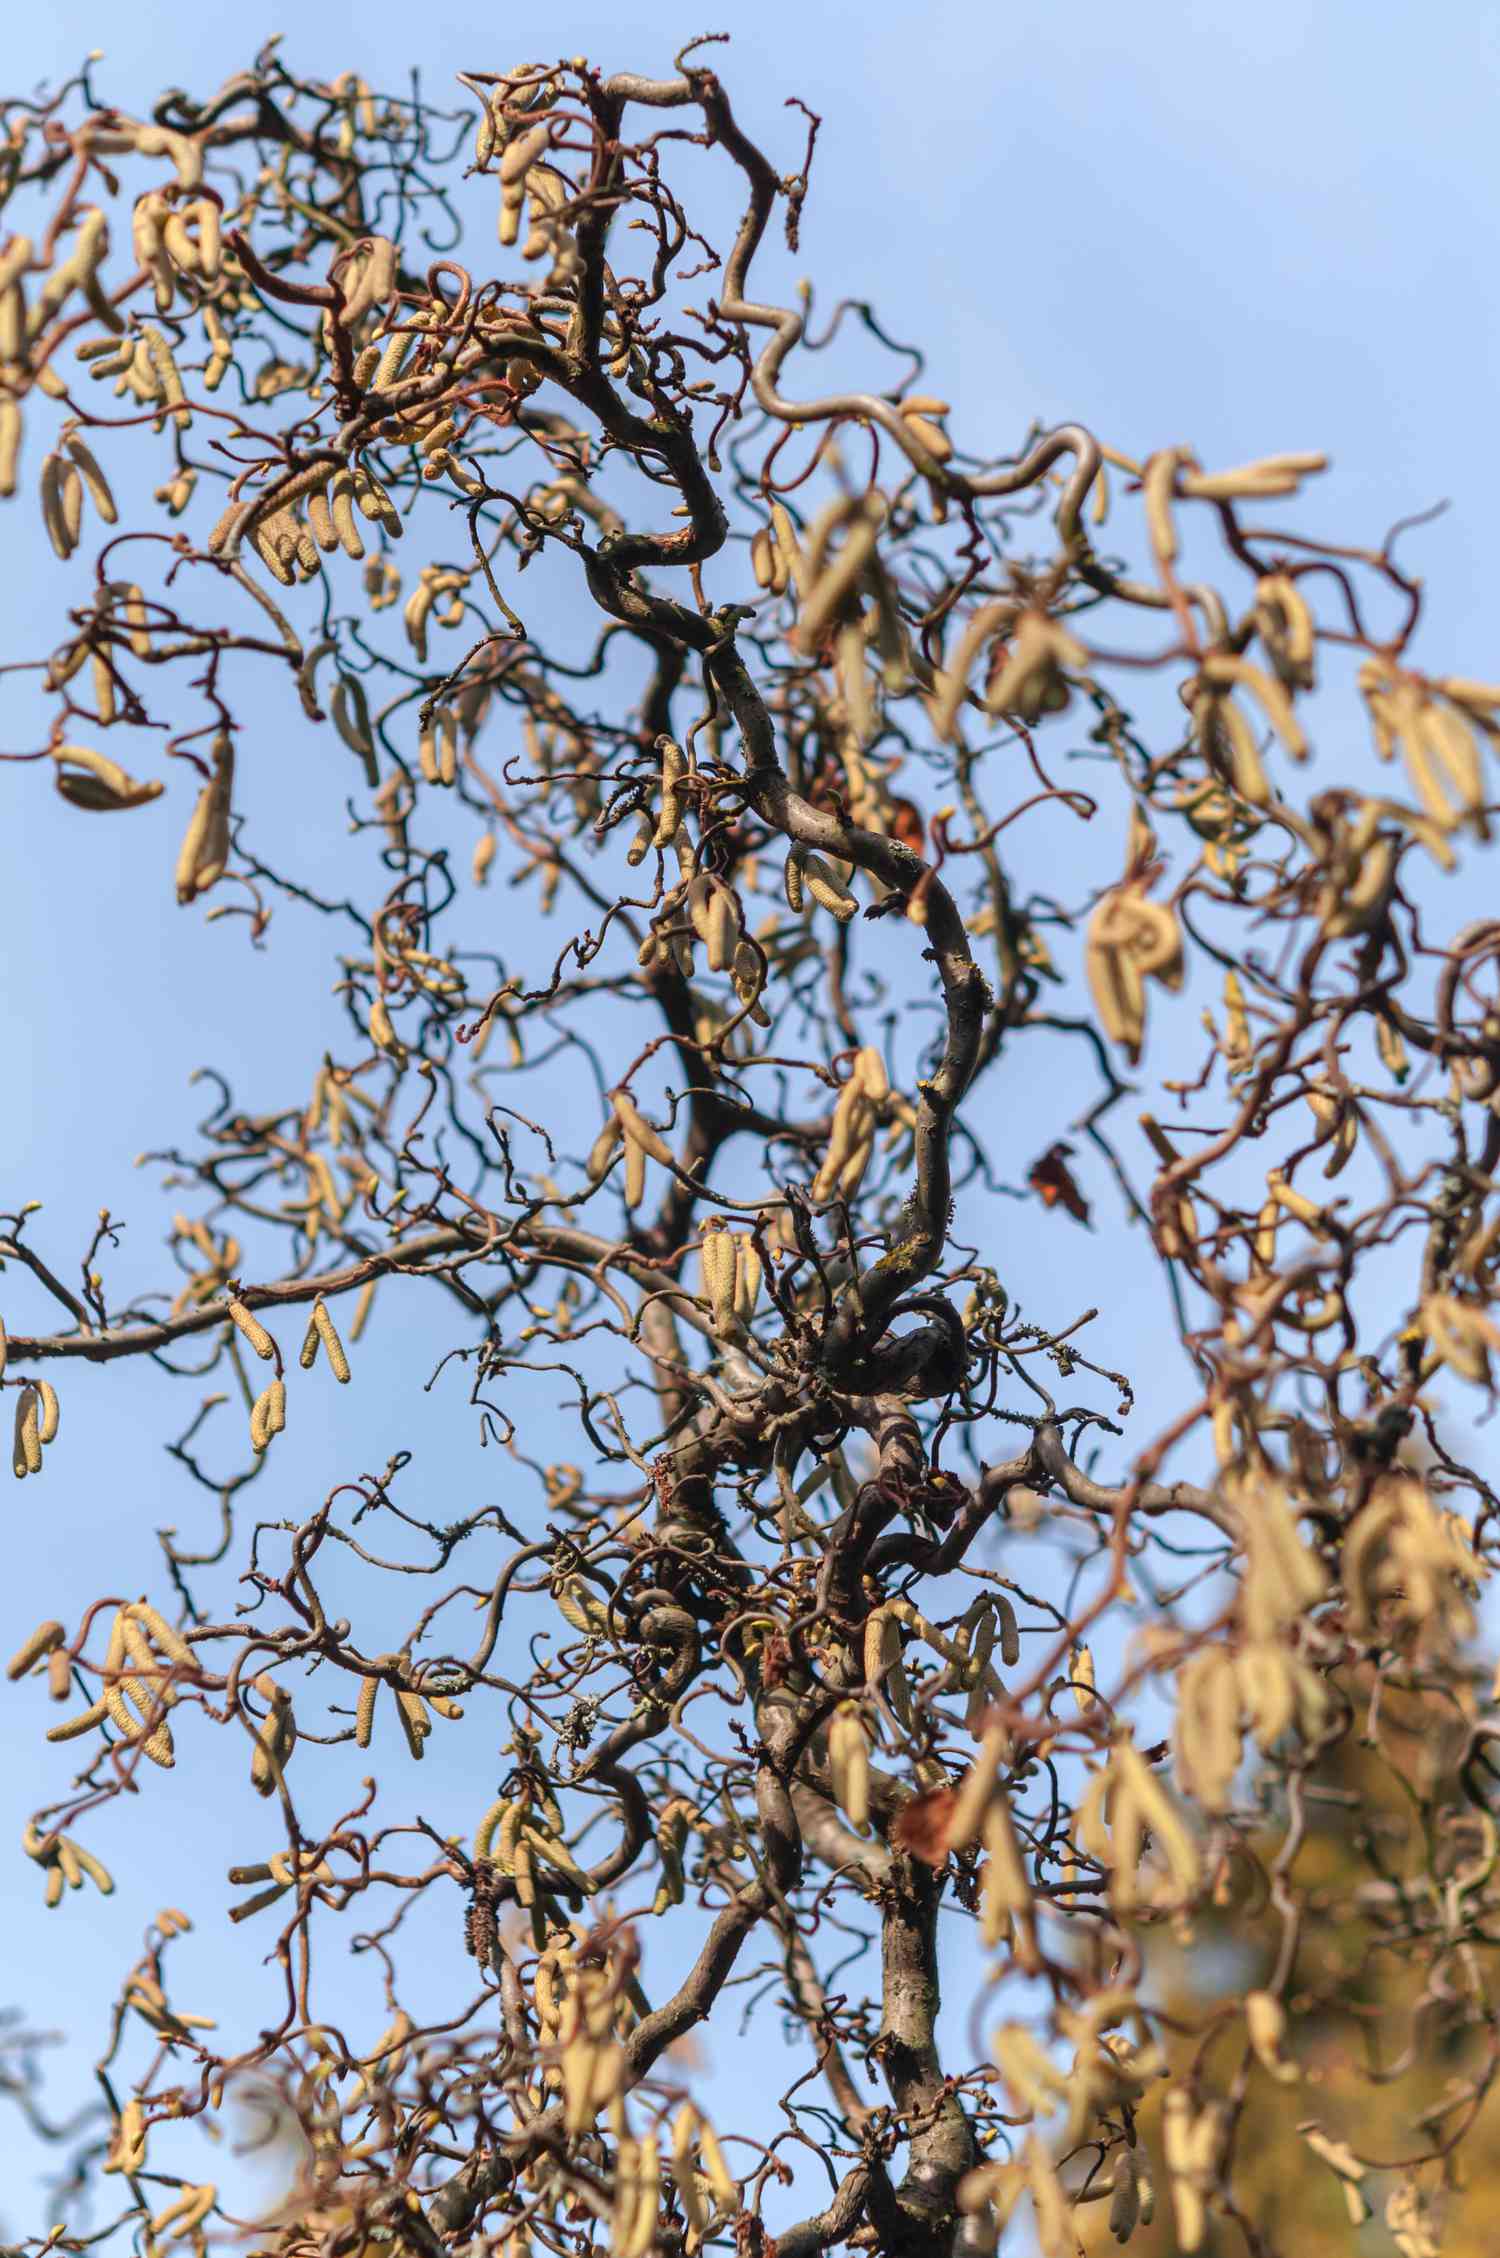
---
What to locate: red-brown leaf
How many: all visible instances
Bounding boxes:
[1027,1142,1091,1226]
[892,1785,959,1866]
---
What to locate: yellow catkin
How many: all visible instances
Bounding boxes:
[14,1387,42,1477]
[395,1688,429,1759]
[250,1685,296,1796]
[227,1297,275,1361]
[46,1696,110,1743]
[7,1619,65,1680]
[312,1297,351,1381]
[249,1378,286,1454]
[128,1607,196,1679]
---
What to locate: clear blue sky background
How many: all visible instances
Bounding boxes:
[3,0,1499,2236]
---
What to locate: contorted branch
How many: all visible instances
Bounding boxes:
[2,35,1500,2258]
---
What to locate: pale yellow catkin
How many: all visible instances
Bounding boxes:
[312,1296,350,1381]
[14,1387,42,1477]
[227,1296,275,1361]
[395,1688,429,1759]
[128,1602,195,1670]
[6,1619,64,1681]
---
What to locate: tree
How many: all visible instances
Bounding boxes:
[3,34,1500,2258]
[1077,1652,1500,2258]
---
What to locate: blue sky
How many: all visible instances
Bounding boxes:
[2,0,1499,2236]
